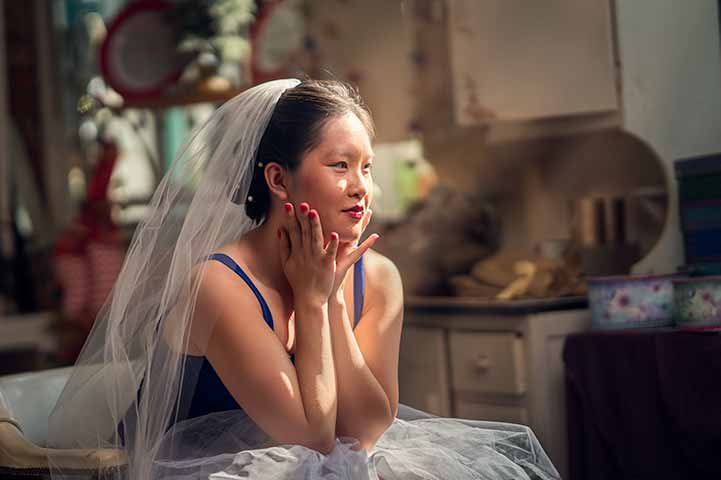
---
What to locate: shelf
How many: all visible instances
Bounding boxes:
[122,86,249,109]
[404,295,588,314]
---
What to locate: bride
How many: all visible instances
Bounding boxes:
[47,79,559,479]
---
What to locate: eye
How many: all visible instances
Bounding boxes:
[332,161,348,168]
[364,163,373,170]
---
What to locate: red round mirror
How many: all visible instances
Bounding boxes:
[99,0,191,100]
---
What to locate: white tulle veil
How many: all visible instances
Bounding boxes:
[47,78,302,479]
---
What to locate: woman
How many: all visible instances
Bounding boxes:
[48,79,559,479]
[176,79,397,454]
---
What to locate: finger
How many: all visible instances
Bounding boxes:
[336,240,356,258]
[361,208,373,235]
[296,202,310,253]
[284,203,301,253]
[362,208,372,231]
[346,233,380,264]
[324,232,340,260]
[308,209,325,254]
[278,227,290,263]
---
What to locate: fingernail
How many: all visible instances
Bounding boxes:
[300,203,309,214]
[308,210,317,219]
[331,232,338,241]
[284,203,292,213]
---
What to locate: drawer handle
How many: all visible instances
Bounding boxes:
[473,354,491,372]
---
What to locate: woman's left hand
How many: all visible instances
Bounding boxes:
[330,208,378,300]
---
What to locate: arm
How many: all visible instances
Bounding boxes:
[192,262,337,454]
[328,253,404,450]
[293,299,338,450]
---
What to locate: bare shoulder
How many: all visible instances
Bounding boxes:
[184,254,264,353]
[193,253,266,319]
[193,245,258,307]
[364,248,400,281]
[362,248,404,309]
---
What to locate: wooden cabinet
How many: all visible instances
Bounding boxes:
[448,0,618,125]
[398,298,591,480]
[398,326,451,417]
[449,331,526,395]
[454,400,528,425]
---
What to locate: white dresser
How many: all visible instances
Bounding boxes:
[398,297,591,479]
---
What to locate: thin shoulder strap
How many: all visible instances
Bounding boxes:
[207,253,274,329]
[353,255,365,328]
[207,253,363,331]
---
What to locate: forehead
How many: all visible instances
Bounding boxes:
[313,113,374,158]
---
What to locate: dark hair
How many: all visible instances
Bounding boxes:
[243,79,375,223]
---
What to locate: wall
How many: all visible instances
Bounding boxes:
[4,0,45,194]
[5,0,73,243]
[303,0,417,142]
[615,0,721,273]
[0,0,13,287]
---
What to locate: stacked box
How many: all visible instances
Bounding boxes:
[675,153,721,264]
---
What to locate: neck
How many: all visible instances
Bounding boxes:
[238,204,356,304]
[240,208,293,300]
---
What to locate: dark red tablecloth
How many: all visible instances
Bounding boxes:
[563,329,721,480]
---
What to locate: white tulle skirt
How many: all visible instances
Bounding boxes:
[151,404,560,480]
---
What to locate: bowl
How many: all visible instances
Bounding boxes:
[587,273,682,330]
[673,276,721,330]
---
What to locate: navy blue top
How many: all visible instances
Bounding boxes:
[182,253,365,421]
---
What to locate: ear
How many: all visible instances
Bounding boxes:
[264,162,291,202]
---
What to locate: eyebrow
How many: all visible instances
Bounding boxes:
[326,150,375,161]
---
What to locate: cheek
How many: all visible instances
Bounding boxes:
[310,187,343,226]
[316,179,345,204]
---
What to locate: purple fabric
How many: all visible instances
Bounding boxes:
[563,329,721,480]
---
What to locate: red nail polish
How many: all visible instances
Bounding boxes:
[284,203,292,213]
[308,210,317,219]
[300,203,309,213]
[331,232,338,241]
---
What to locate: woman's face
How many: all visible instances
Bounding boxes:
[287,112,374,245]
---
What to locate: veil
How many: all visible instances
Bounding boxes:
[47,78,302,479]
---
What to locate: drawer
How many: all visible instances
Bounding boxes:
[449,331,526,395]
[454,400,529,424]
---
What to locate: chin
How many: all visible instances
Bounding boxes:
[338,229,361,243]
[338,232,358,243]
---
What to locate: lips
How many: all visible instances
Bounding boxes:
[344,210,364,221]
[342,206,364,213]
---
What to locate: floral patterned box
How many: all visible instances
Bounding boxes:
[587,274,683,330]
[673,276,721,330]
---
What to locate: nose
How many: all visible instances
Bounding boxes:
[347,167,369,200]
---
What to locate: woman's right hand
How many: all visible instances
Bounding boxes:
[278,202,340,305]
